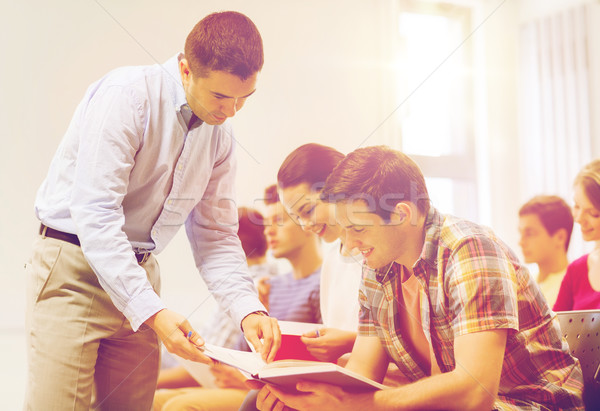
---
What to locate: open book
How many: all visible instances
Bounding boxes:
[202,343,386,391]
[177,321,322,388]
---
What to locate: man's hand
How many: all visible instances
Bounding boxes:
[241,312,281,362]
[144,308,212,364]
[300,328,356,362]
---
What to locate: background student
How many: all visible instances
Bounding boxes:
[518,195,573,306]
[554,158,600,311]
[25,11,279,410]
[154,187,323,411]
[250,184,323,326]
[248,145,584,410]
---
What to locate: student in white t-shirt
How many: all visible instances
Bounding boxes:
[518,195,573,306]
[276,143,362,362]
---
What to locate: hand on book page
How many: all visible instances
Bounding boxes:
[245,321,325,362]
[241,312,281,363]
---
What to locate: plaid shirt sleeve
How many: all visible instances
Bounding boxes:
[444,234,520,337]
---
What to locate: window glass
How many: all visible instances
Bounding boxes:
[425,177,454,214]
[397,11,469,157]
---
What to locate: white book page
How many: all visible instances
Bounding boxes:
[202,343,266,375]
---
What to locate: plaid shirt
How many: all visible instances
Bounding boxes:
[358,208,584,410]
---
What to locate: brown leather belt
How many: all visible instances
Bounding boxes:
[39,224,151,264]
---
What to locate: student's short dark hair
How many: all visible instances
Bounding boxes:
[264,184,279,205]
[277,143,345,192]
[321,145,430,222]
[184,11,263,80]
[574,158,600,211]
[519,195,574,251]
[237,207,267,258]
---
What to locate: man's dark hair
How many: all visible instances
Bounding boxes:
[237,207,267,258]
[277,143,345,192]
[184,11,263,80]
[321,145,430,222]
[264,184,279,206]
[519,195,574,251]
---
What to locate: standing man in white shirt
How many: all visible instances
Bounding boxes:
[25,11,279,410]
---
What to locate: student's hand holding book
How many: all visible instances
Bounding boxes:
[300,328,357,362]
[248,379,362,411]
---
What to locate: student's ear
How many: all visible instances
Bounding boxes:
[553,228,568,250]
[390,202,411,225]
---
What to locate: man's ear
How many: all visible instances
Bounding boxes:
[179,58,192,83]
[389,202,411,225]
[553,228,568,249]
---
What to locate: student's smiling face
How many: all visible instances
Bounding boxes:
[280,183,342,243]
[179,58,258,125]
[334,200,409,269]
[573,182,600,242]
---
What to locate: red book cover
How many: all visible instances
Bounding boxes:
[273,321,323,362]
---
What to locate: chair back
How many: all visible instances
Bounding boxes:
[556,310,600,408]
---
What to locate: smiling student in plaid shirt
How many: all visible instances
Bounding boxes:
[248,146,584,411]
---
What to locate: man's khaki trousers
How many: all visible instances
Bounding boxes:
[24,236,161,410]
